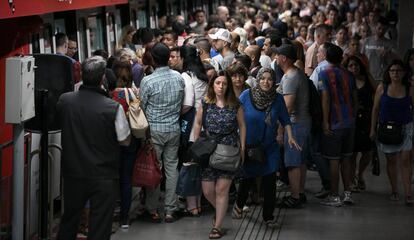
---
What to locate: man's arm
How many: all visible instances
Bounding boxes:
[139,79,149,112]
[283,94,296,115]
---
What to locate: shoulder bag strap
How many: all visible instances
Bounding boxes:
[128,88,137,101]
[124,88,130,106]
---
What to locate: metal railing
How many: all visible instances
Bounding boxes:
[0,133,31,239]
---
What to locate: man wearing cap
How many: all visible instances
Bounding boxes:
[210,28,235,70]
[276,44,311,208]
[139,42,185,222]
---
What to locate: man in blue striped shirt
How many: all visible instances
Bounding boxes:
[140,42,185,222]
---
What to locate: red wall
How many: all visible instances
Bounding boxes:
[0,0,128,19]
[0,16,40,178]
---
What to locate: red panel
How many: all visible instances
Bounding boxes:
[0,18,32,177]
[0,0,128,19]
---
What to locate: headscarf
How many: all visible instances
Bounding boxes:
[251,67,277,125]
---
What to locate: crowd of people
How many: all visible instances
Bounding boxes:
[54,1,414,239]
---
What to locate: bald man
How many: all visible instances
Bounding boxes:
[217,6,229,23]
[244,45,262,78]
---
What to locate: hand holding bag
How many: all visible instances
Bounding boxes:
[132,141,162,189]
[125,88,149,139]
[209,144,241,172]
[371,144,380,176]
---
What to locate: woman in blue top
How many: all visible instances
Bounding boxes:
[370,60,414,205]
[233,67,300,226]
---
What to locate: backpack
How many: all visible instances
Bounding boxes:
[124,88,149,138]
[308,79,323,134]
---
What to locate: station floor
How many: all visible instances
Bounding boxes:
[111,162,414,240]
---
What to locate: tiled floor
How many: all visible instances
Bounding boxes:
[111,162,414,240]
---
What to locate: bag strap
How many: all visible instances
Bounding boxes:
[202,101,208,130]
[124,88,130,106]
[128,88,137,101]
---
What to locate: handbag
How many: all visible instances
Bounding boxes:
[377,121,404,145]
[245,122,267,164]
[176,164,202,197]
[132,141,162,189]
[124,88,149,139]
[371,144,380,176]
[188,134,218,166]
[189,102,237,167]
[209,144,240,171]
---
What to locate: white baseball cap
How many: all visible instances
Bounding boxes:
[208,28,232,43]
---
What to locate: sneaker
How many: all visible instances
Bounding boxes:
[264,219,280,228]
[242,205,250,213]
[343,191,354,205]
[120,217,129,229]
[299,193,307,204]
[165,212,179,223]
[350,184,360,193]
[315,188,330,199]
[281,196,302,208]
[320,195,342,207]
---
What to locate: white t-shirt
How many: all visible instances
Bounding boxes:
[115,105,131,141]
[182,72,208,142]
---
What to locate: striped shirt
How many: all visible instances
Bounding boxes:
[139,66,185,132]
[318,66,356,130]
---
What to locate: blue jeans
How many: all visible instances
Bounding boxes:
[119,138,140,219]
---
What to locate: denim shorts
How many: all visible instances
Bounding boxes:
[321,128,355,160]
[284,121,311,167]
[378,122,413,154]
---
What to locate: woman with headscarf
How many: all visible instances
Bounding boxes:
[233,67,300,227]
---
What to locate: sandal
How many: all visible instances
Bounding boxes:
[197,206,202,214]
[209,228,224,239]
[232,204,243,219]
[183,208,200,217]
[390,192,400,201]
[150,212,162,223]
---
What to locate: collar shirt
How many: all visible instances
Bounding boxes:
[139,66,185,132]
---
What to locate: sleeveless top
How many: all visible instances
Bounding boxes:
[379,84,412,124]
[356,81,373,129]
[203,100,239,147]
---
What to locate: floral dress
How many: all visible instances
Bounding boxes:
[201,101,240,181]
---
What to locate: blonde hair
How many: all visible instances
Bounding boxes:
[118,25,136,49]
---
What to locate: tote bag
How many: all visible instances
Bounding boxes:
[124,88,149,138]
[132,141,162,189]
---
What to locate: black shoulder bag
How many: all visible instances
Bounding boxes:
[245,123,267,164]
[377,85,405,145]
[188,103,235,167]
